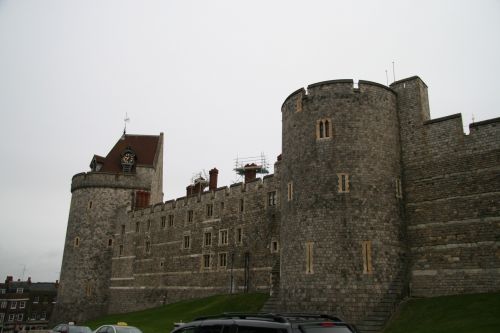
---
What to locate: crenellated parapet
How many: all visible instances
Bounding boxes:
[128,174,279,218]
[71,170,155,193]
[282,79,396,116]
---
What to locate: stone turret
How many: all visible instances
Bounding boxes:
[52,133,163,323]
[279,80,405,323]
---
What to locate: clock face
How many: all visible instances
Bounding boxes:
[121,152,135,165]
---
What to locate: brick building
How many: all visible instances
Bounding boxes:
[0,276,58,333]
[52,76,499,332]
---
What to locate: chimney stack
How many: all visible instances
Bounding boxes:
[244,163,258,183]
[186,185,193,197]
[209,168,219,191]
[5,276,13,284]
[28,277,32,284]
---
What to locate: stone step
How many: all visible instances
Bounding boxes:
[356,323,384,333]
[363,315,387,322]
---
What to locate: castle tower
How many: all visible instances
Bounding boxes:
[279,80,406,323]
[52,133,163,323]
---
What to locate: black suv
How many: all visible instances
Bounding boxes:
[171,313,358,333]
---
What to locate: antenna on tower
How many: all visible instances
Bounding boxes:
[123,113,130,135]
[385,69,389,85]
[392,61,396,83]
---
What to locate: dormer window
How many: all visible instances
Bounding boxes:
[120,146,136,173]
[89,155,104,172]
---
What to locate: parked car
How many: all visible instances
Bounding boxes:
[171,313,358,333]
[52,323,92,333]
[93,323,143,333]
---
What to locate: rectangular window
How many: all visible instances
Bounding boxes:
[1,301,6,308]
[119,244,123,256]
[204,232,212,247]
[0,289,5,294]
[203,254,211,269]
[145,240,151,254]
[236,227,243,245]
[239,199,244,212]
[168,214,174,227]
[395,178,403,198]
[85,282,92,297]
[207,204,213,217]
[187,210,194,222]
[8,314,14,322]
[219,229,228,245]
[121,224,125,235]
[268,191,277,206]
[161,216,166,228]
[220,201,224,213]
[362,240,373,274]
[306,242,314,274]
[19,301,25,309]
[337,173,350,193]
[219,252,227,268]
[33,296,39,303]
[147,220,151,231]
[287,182,293,201]
[10,301,17,309]
[135,222,140,232]
[0,313,4,323]
[183,235,191,249]
[16,313,23,321]
[40,311,46,320]
[271,240,279,253]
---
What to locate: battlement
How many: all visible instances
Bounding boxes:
[419,114,499,154]
[470,116,500,132]
[390,75,428,88]
[128,174,279,217]
[281,79,395,114]
[71,170,154,192]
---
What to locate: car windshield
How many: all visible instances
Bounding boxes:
[300,324,352,333]
[115,327,142,333]
[68,326,92,333]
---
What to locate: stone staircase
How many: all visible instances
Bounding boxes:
[355,276,407,333]
[261,291,281,312]
[261,259,281,313]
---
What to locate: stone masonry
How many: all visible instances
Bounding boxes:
[53,76,499,330]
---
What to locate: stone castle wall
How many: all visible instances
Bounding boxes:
[280,80,406,322]
[55,75,499,326]
[54,141,165,324]
[107,173,280,314]
[55,184,135,323]
[391,77,500,297]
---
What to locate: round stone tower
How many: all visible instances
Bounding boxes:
[53,134,163,323]
[279,80,405,323]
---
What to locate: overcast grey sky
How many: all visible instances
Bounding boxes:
[0,0,499,282]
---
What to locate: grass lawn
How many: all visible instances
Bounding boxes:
[84,293,268,333]
[383,292,500,333]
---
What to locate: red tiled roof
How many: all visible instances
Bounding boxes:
[95,134,161,173]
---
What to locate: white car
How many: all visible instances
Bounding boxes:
[93,323,143,333]
[52,324,92,333]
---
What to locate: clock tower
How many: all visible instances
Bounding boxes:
[53,133,163,323]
